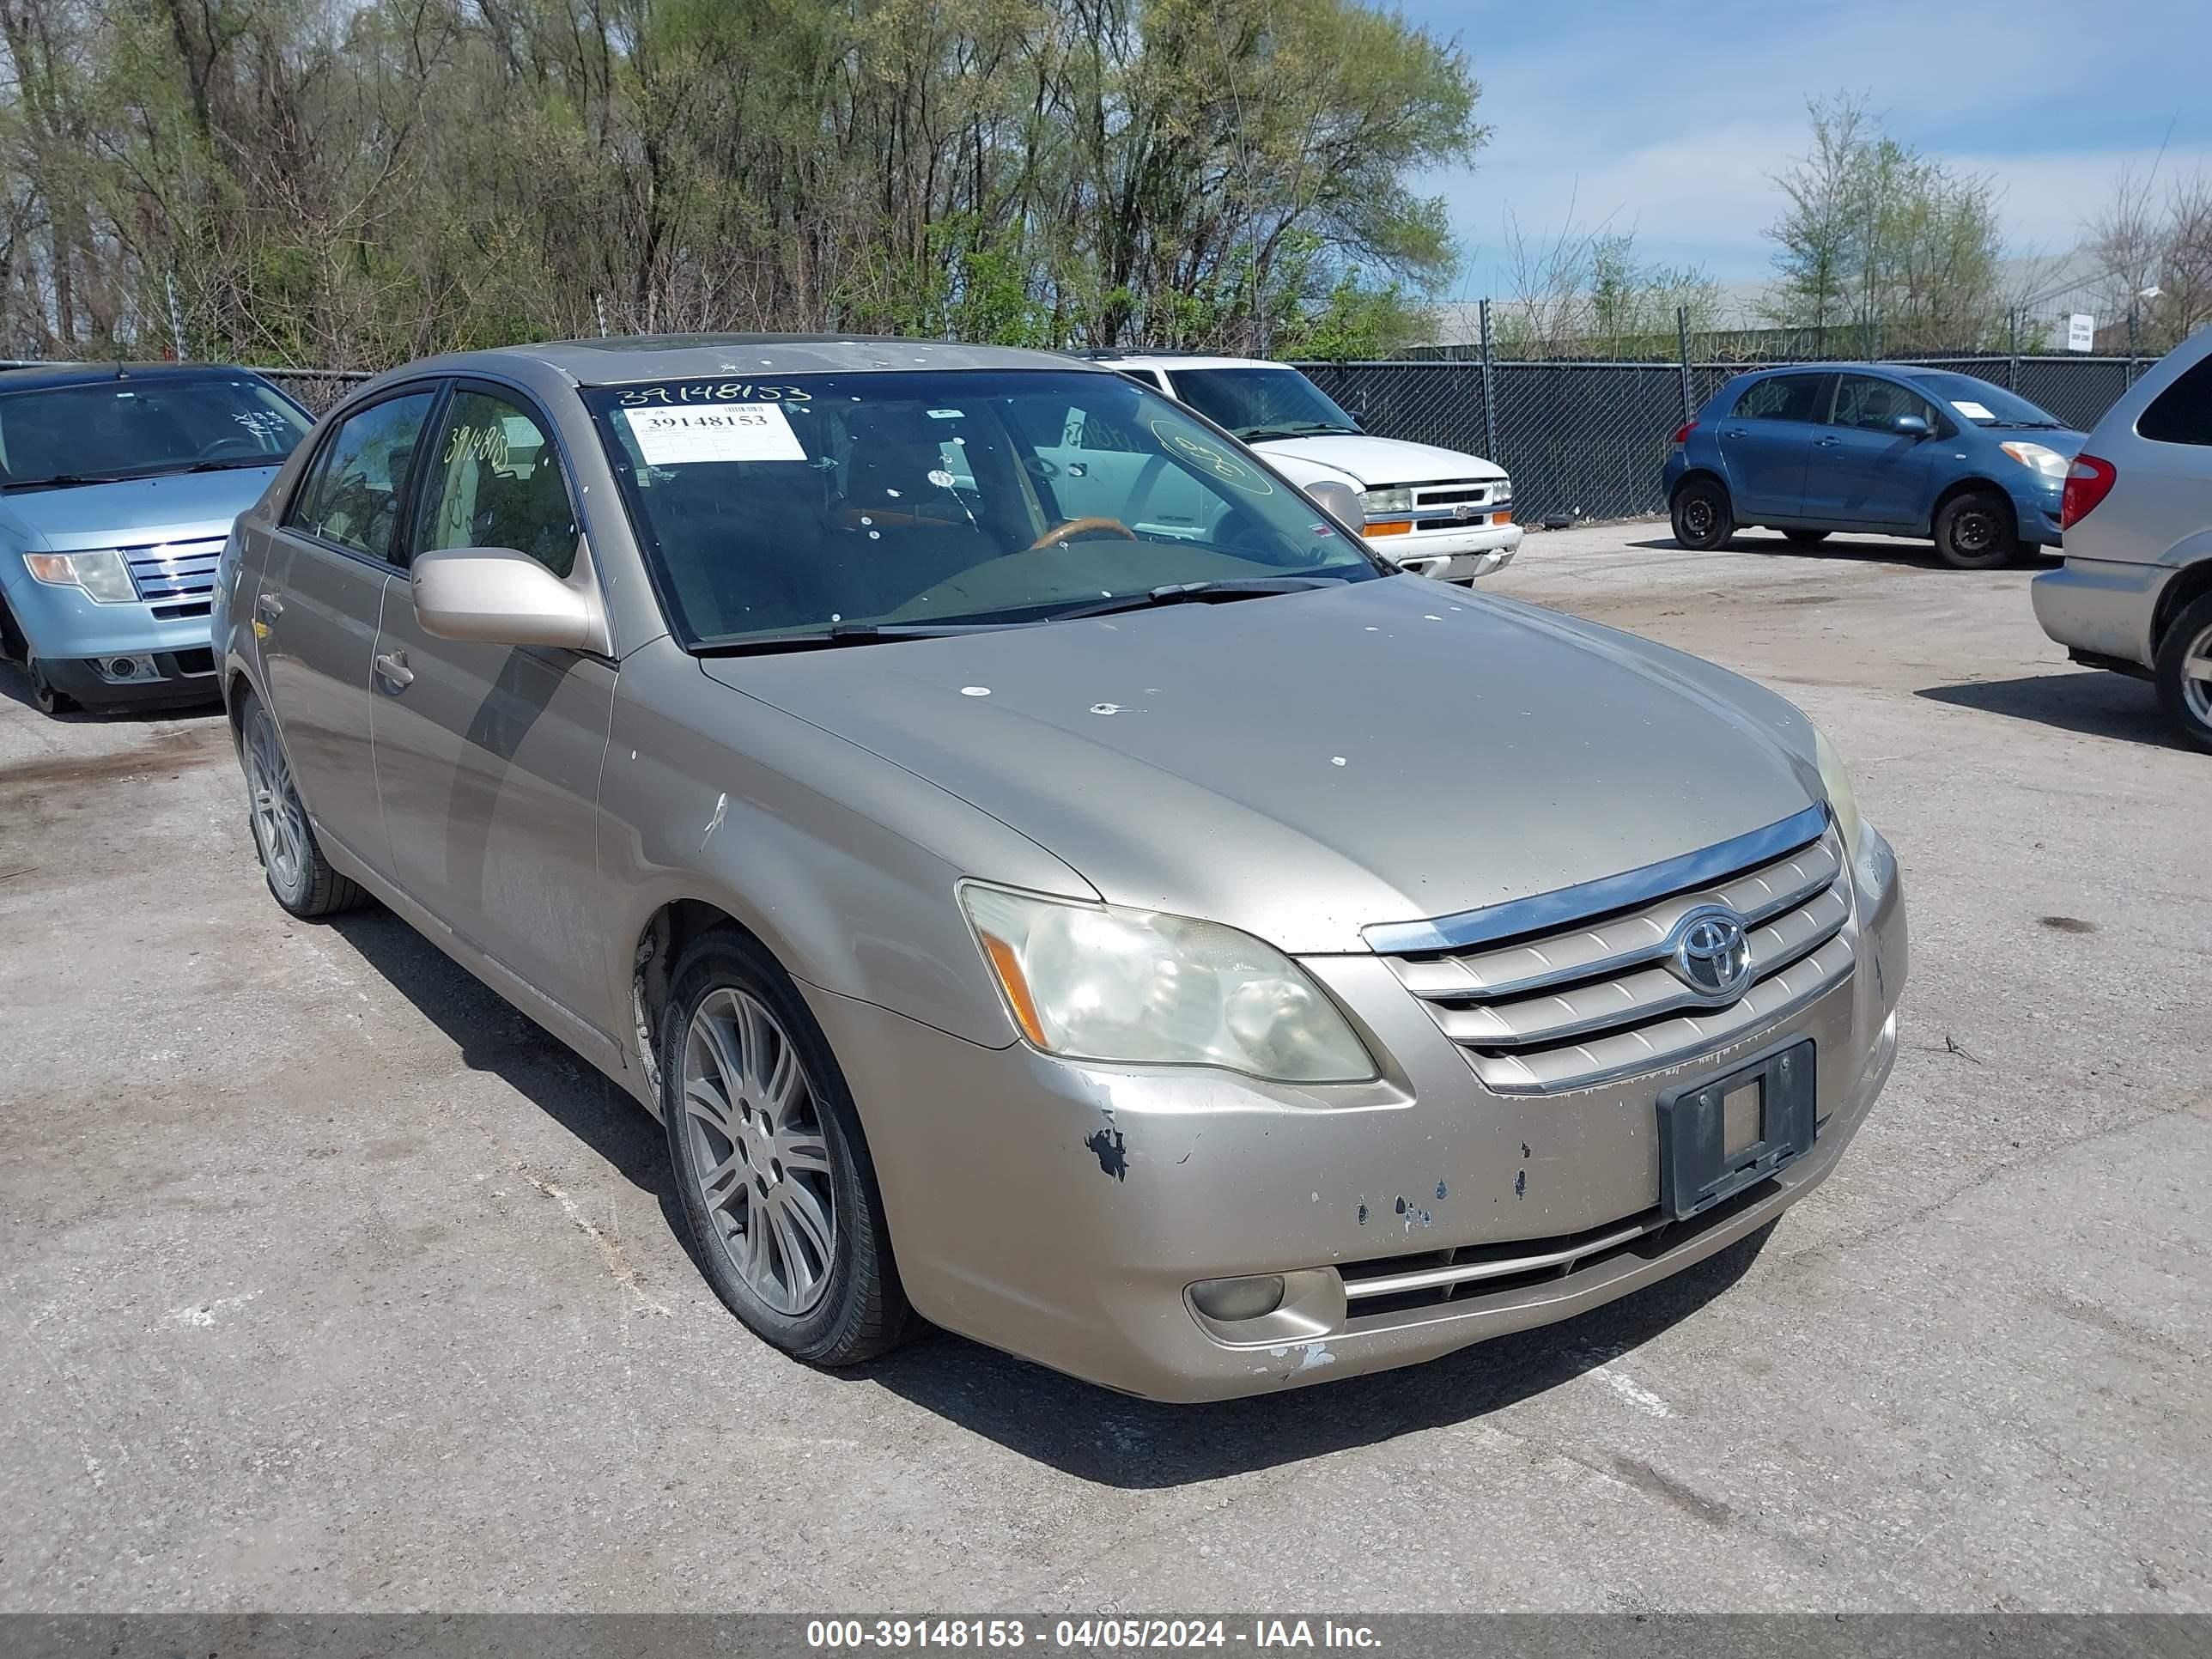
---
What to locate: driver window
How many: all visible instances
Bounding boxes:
[414,389,579,575]
[1832,374,1939,433]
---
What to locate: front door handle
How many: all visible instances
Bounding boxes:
[1814,435,1843,447]
[255,591,284,620]
[1721,427,1747,439]
[373,650,414,691]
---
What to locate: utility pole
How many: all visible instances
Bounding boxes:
[166,272,188,362]
[1677,305,1694,425]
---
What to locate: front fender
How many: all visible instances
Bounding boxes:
[594,638,1097,1077]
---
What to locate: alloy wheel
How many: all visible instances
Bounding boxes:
[681,988,837,1316]
[2182,623,2212,727]
[244,708,308,897]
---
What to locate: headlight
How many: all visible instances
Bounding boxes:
[1998,441,2069,482]
[1362,486,1414,517]
[1492,479,1513,506]
[1812,724,1864,862]
[960,884,1376,1083]
[24,550,136,604]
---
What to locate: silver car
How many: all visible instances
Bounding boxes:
[213,337,1907,1401]
[2032,328,2212,750]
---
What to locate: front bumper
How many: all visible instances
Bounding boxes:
[1369,520,1523,582]
[2031,556,2168,669]
[3,574,218,705]
[810,827,1906,1401]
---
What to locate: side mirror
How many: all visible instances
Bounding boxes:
[1891,414,1931,439]
[1304,478,1365,532]
[410,545,603,652]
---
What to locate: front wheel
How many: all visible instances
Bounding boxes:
[1932,489,2018,569]
[240,693,368,918]
[2154,594,2212,755]
[1670,479,1735,551]
[661,927,915,1366]
[27,659,76,717]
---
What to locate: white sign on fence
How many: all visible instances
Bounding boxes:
[2065,313,2096,353]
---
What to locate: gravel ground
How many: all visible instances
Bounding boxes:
[1,521,2204,1613]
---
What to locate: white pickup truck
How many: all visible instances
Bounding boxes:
[1093,353,1522,582]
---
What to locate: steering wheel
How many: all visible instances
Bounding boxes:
[194,434,268,461]
[1027,516,1137,551]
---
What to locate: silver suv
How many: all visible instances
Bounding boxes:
[2033,329,2212,750]
[214,337,1907,1401]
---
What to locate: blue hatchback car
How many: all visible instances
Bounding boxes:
[1662,364,2084,569]
[0,363,312,714]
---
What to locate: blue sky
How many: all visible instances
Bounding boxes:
[1395,0,2212,299]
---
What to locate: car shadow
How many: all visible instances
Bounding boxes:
[322,906,676,1206]
[843,1222,1775,1488]
[319,901,1778,1486]
[1626,533,2061,572]
[1917,672,2182,749]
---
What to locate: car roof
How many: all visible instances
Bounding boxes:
[404,335,1107,388]
[1084,351,1281,373]
[0,362,275,394]
[1741,362,1987,380]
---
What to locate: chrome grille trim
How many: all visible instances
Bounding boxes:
[1376,811,1855,1095]
[1364,802,1831,956]
[1340,1215,1659,1302]
[125,538,224,603]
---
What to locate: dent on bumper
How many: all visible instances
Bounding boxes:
[807,836,1907,1402]
[2031,557,2167,667]
[1374,525,1523,582]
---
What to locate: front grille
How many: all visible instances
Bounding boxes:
[1376,811,1854,1094]
[125,538,223,603]
[1413,483,1491,507]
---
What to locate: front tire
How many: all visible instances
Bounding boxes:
[2154,594,2212,755]
[1670,478,1735,551]
[27,659,76,717]
[660,927,915,1366]
[1932,489,2018,569]
[239,693,368,918]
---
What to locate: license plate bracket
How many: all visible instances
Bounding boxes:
[1656,1039,1816,1221]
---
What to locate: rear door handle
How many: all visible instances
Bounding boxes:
[373,650,414,691]
[255,592,284,620]
[1721,427,1747,439]
[1814,435,1843,447]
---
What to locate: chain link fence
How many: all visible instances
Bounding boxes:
[1299,305,2162,526]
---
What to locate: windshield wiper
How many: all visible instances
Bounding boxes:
[1238,422,1359,441]
[1,473,104,493]
[177,457,283,473]
[1990,420,2063,430]
[1049,576,1344,622]
[693,622,1002,657]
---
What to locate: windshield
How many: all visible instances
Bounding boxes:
[0,375,309,489]
[1905,373,2064,428]
[587,370,1380,648]
[1168,367,1362,441]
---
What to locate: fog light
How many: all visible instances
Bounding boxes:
[1188,1274,1285,1322]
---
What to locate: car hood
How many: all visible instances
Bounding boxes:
[1248,434,1505,488]
[0,466,281,551]
[699,579,1822,954]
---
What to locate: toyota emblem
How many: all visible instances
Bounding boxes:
[1669,906,1753,1000]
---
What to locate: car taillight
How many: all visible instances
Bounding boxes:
[1672,422,1696,446]
[2061,453,2116,530]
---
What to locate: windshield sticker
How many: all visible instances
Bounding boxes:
[623,404,805,465]
[1951,399,1995,421]
[616,382,813,406]
[927,409,964,419]
[1149,420,1274,497]
[232,410,293,438]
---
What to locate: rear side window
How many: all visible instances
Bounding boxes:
[1732,374,1827,422]
[2137,353,2212,446]
[288,391,439,562]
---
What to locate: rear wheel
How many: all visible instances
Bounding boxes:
[240,693,368,917]
[1782,528,1831,546]
[1670,478,1735,551]
[2154,594,2212,754]
[661,927,915,1366]
[1932,489,2018,569]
